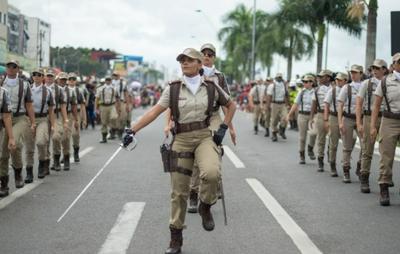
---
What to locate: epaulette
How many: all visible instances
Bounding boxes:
[168,80,181,86]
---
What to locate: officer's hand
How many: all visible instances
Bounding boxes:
[324,121,329,133]
[339,123,345,136]
[8,137,16,151]
[309,119,314,130]
[122,128,135,147]
[285,115,290,124]
[213,123,228,146]
[31,124,36,136]
[63,120,69,131]
[82,119,88,128]
[51,125,55,134]
[125,104,130,113]
[358,125,364,139]
[74,121,79,130]
[229,127,237,146]
[164,125,171,138]
[370,127,378,141]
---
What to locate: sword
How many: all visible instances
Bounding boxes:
[219,145,228,226]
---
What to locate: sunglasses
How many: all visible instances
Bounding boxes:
[68,77,77,81]
[302,80,312,83]
[46,74,55,77]
[32,73,43,77]
[7,64,18,69]
[335,78,345,81]
[203,53,215,58]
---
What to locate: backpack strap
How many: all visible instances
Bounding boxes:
[381,76,391,112]
[16,78,24,114]
[367,79,373,112]
[40,86,47,115]
[347,84,352,113]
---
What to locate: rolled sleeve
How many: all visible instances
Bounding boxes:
[295,92,302,105]
[266,85,273,96]
[357,81,368,98]
[338,85,348,102]
[157,86,170,108]
[324,89,332,104]
[375,83,383,97]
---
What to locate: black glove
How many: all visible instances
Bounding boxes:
[122,128,135,147]
[213,123,228,146]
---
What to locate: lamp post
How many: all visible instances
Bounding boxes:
[250,0,256,80]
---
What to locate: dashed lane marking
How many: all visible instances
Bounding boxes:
[224,146,245,168]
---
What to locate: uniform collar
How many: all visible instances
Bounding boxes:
[393,71,400,81]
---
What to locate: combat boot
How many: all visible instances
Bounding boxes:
[73,146,80,162]
[13,167,24,188]
[165,226,182,254]
[187,190,198,213]
[299,151,305,164]
[198,201,215,231]
[254,125,258,135]
[307,145,316,160]
[271,131,278,142]
[356,160,361,178]
[63,155,70,171]
[0,176,9,197]
[342,166,351,183]
[330,162,338,177]
[38,161,46,179]
[379,183,390,206]
[117,129,123,140]
[279,126,287,139]
[53,154,61,171]
[44,159,50,176]
[99,133,107,143]
[264,128,270,137]
[317,157,324,172]
[109,129,116,140]
[360,174,370,193]
[25,166,34,183]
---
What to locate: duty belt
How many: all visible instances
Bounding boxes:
[330,112,338,116]
[35,113,48,118]
[343,112,356,119]
[383,111,400,120]
[363,110,382,117]
[299,111,310,115]
[272,101,285,104]
[175,120,209,134]
[13,112,26,117]
[101,103,115,106]
[317,109,324,113]
[253,101,260,105]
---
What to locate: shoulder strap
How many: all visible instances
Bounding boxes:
[332,86,337,113]
[381,76,391,112]
[347,84,352,113]
[169,81,181,123]
[315,87,321,111]
[16,78,24,114]
[204,80,216,123]
[66,87,70,111]
[0,78,4,87]
[40,86,47,114]
[55,85,59,117]
[76,87,80,104]
[102,86,105,103]
[300,90,305,112]
[367,79,373,112]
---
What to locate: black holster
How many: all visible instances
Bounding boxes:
[160,143,172,173]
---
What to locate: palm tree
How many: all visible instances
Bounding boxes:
[279,0,363,73]
[348,0,375,69]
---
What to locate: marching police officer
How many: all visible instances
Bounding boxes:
[0,60,35,196]
[356,59,388,193]
[286,74,316,164]
[96,76,120,143]
[262,77,273,137]
[111,73,130,139]
[129,48,236,254]
[371,52,400,206]
[338,65,364,183]
[323,72,348,177]
[266,73,289,142]
[249,80,264,134]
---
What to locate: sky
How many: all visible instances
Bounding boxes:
[12,0,400,81]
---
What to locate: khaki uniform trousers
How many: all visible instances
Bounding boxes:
[72,112,81,148]
[328,115,341,163]
[100,105,118,134]
[270,103,287,132]
[52,117,65,156]
[117,102,129,129]
[314,113,328,158]
[342,117,362,167]
[378,117,399,184]
[25,120,35,167]
[297,113,316,152]
[360,115,381,175]
[61,113,75,156]
[0,115,30,176]
[25,117,50,162]
[262,102,271,129]
[253,104,262,127]
[170,128,221,229]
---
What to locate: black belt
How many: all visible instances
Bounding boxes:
[343,112,356,119]
[272,101,285,104]
[363,110,382,117]
[101,103,115,106]
[253,101,260,105]
[13,112,26,117]
[383,111,400,120]
[317,109,324,113]
[35,113,48,118]
[175,120,209,134]
[299,111,310,115]
[330,112,338,116]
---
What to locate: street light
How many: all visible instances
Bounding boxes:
[250,0,256,80]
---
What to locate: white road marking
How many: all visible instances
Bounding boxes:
[246,178,323,254]
[0,180,43,210]
[57,146,123,223]
[98,202,145,254]
[223,146,245,168]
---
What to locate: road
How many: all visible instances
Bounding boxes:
[1,108,400,254]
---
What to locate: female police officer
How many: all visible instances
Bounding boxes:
[128,48,235,254]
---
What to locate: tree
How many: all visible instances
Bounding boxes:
[348,0,374,69]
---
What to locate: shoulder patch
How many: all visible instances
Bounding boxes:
[169,80,181,86]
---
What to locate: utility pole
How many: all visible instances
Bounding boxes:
[324,22,329,70]
[250,0,256,80]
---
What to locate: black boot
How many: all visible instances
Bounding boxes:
[198,201,215,231]
[0,176,9,197]
[44,159,50,176]
[165,226,182,254]
[317,157,324,172]
[360,174,370,193]
[271,131,278,142]
[279,126,287,139]
[99,133,107,143]
[63,155,70,171]
[187,190,198,213]
[299,151,305,164]
[25,166,34,183]
[109,129,116,140]
[330,162,338,177]
[264,128,270,137]
[343,166,351,183]
[356,160,361,178]
[307,145,316,160]
[14,167,24,188]
[379,183,390,206]
[254,125,258,135]
[293,120,298,130]
[38,161,46,179]
[73,146,80,162]
[53,154,61,171]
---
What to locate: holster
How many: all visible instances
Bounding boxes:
[160,143,172,173]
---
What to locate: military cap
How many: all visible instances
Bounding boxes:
[105,76,112,81]
[68,72,77,79]
[57,72,68,79]
[275,73,283,78]
[112,72,119,76]
[302,74,315,82]
[350,64,363,73]
[370,59,388,69]
[266,77,273,81]
[176,48,203,62]
[392,52,400,62]
[317,69,333,77]
[46,69,55,76]
[200,43,216,54]
[335,72,349,80]
[6,60,20,67]
[32,69,44,75]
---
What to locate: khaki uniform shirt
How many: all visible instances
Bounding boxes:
[313,84,331,111]
[338,82,362,114]
[112,79,128,102]
[358,78,384,112]
[250,85,265,103]
[65,86,85,112]
[31,84,55,114]
[267,81,286,102]
[0,88,12,120]
[375,72,400,113]
[96,84,119,105]
[324,86,342,113]
[158,77,231,124]
[295,88,314,112]
[2,77,32,114]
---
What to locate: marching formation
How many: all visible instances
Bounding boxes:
[250,52,400,207]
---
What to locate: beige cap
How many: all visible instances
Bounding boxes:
[32,69,44,75]
[266,77,273,81]
[200,43,216,54]
[68,72,77,79]
[46,69,55,76]
[275,73,283,78]
[370,59,388,69]
[302,74,315,82]
[6,60,20,67]
[57,72,68,79]
[336,72,349,80]
[176,48,203,62]
[317,69,333,77]
[350,64,363,73]
[393,52,400,62]
[105,76,112,80]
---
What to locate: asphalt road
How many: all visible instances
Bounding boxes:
[1,108,400,254]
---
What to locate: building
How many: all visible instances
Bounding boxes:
[0,0,8,64]
[26,17,51,67]
[7,4,28,56]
